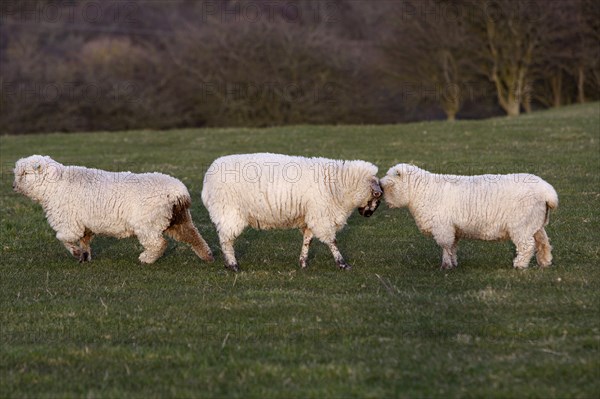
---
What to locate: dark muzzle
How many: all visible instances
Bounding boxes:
[358,199,380,218]
[359,208,373,217]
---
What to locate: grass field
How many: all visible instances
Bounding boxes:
[1,103,599,398]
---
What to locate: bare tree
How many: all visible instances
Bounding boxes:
[464,0,554,116]
[381,0,475,121]
[569,0,599,103]
[526,0,599,108]
[1,0,596,134]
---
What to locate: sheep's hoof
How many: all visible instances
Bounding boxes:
[440,262,455,270]
[513,264,529,270]
[338,262,351,270]
[226,263,240,272]
[203,253,215,263]
[78,251,90,263]
[299,258,308,269]
[139,253,157,264]
[536,257,552,268]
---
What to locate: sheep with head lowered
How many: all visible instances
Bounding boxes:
[380,164,558,269]
[13,155,214,264]
[201,153,382,271]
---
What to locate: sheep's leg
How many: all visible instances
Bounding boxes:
[433,229,456,270]
[299,228,314,268]
[137,233,168,264]
[216,219,246,272]
[313,227,350,270]
[220,239,240,272]
[78,230,94,262]
[57,231,86,262]
[440,247,455,270]
[62,241,83,261]
[534,228,553,268]
[326,239,351,270]
[450,239,459,268]
[512,236,535,269]
[165,210,214,262]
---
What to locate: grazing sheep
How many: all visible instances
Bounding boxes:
[380,164,558,269]
[13,155,213,264]
[201,153,382,271]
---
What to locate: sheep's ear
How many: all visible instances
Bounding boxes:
[46,162,63,181]
[396,164,416,177]
[370,179,383,198]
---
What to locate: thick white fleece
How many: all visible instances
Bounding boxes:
[14,155,212,263]
[201,153,381,270]
[380,164,558,269]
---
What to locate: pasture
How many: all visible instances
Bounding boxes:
[1,103,598,398]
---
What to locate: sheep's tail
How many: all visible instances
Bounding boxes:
[168,194,192,228]
[542,182,559,225]
[165,193,214,262]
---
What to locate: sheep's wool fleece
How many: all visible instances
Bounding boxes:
[202,153,378,235]
[381,164,558,240]
[14,155,192,240]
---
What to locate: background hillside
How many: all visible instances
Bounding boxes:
[1,0,598,134]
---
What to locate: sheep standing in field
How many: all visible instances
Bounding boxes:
[13,155,214,264]
[201,153,382,271]
[380,164,558,269]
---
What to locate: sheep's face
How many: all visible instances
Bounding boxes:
[357,177,382,217]
[380,175,407,208]
[13,155,62,201]
[380,164,417,208]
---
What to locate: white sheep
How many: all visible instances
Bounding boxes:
[201,153,382,271]
[380,164,558,269]
[13,155,214,264]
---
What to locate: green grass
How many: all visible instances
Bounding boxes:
[1,103,599,398]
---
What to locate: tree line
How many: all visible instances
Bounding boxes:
[1,0,598,134]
